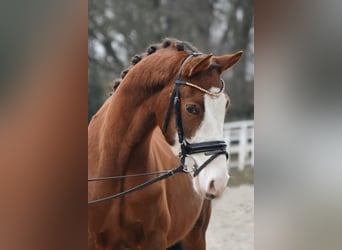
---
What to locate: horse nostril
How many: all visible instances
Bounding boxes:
[209,180,216,194]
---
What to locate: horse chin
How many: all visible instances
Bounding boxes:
[204,193,217,200]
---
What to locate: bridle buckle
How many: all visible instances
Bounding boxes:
[181,154,198,174]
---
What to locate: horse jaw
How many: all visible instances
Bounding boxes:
[170,88,229,199]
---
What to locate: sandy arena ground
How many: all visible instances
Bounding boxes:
[206,185,254,250]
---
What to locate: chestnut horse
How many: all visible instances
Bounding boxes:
[88,38,242,249]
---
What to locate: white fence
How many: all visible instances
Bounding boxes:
[223,120,254,170]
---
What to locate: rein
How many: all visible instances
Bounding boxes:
[88,53,229,205]
[88,170,170,181]
[88,165,184,205]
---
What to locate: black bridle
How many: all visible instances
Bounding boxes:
[162,52,228,177]
[88,53,228,205]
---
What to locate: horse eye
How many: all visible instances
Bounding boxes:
[186,104,199,115]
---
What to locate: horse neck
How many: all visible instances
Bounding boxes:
[100,83,169,177]
[93,51,182,178]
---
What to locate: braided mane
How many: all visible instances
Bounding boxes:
[112,38,199,92]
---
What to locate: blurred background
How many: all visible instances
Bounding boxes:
[88,0,254,123]
[1,0,341,249]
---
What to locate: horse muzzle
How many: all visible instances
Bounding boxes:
[191,153,229,199]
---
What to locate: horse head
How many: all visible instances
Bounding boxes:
[156,48,243,199]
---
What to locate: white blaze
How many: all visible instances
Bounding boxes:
[171,88,229,198]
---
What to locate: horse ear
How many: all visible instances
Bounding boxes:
[185,54,213,77]
[213,51,243,73]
